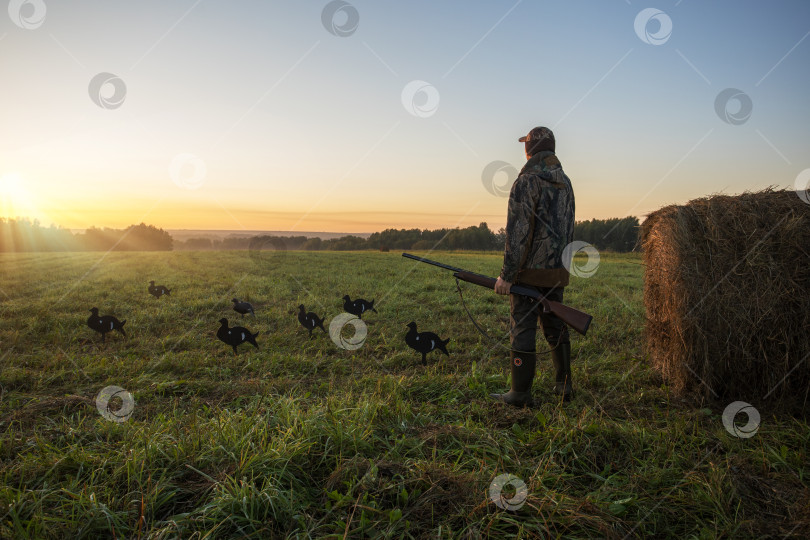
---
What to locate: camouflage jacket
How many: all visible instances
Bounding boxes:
[500,151,575,287]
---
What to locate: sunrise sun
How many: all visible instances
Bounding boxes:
[0,173,40,221]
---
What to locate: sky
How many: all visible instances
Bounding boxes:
[1,0,809,233]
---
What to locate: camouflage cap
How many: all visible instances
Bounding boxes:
[518,126,554,144]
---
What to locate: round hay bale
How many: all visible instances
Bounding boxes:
[641,188,810,409]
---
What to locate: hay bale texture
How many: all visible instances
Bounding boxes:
[642,188,810,408]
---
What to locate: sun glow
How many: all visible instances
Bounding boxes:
[0,173,41,221]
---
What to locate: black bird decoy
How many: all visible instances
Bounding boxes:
[297,304,326,338]
[342,295,377,319]
[87,307,127,343]
[232,298,255,317]
[148,280,171,299]
[405,321,450,366]
[216,318,259,355]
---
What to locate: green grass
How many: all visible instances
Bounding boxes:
[0,250,807,539]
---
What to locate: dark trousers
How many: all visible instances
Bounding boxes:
[510,286,570,353]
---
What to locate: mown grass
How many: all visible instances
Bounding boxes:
[0,250,807,539]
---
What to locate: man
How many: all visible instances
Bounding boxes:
[491,126,575,407]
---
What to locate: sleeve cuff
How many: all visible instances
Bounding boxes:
[500,269,517,282]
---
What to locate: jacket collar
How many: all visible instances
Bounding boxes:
[520,150,556,175]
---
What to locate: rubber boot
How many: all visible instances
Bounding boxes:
[551,342,573,401]
[490,353,536,407]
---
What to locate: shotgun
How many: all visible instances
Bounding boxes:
[402,252,592,336]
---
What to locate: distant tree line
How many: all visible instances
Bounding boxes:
[1,216,640,253]
[366,223,503,251]
[174,234,370,251]
[174,223,504,252]
[574,217,640,252]
[0,218,172,252]
[177,218,640,252]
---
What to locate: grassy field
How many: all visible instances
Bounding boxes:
[0,250,807,539]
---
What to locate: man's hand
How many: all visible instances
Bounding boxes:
[494,276,512,295]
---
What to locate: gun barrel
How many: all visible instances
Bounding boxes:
[453,271,540,300]
[402,253,464,273]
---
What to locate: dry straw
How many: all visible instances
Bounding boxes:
[642,188,810,410]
